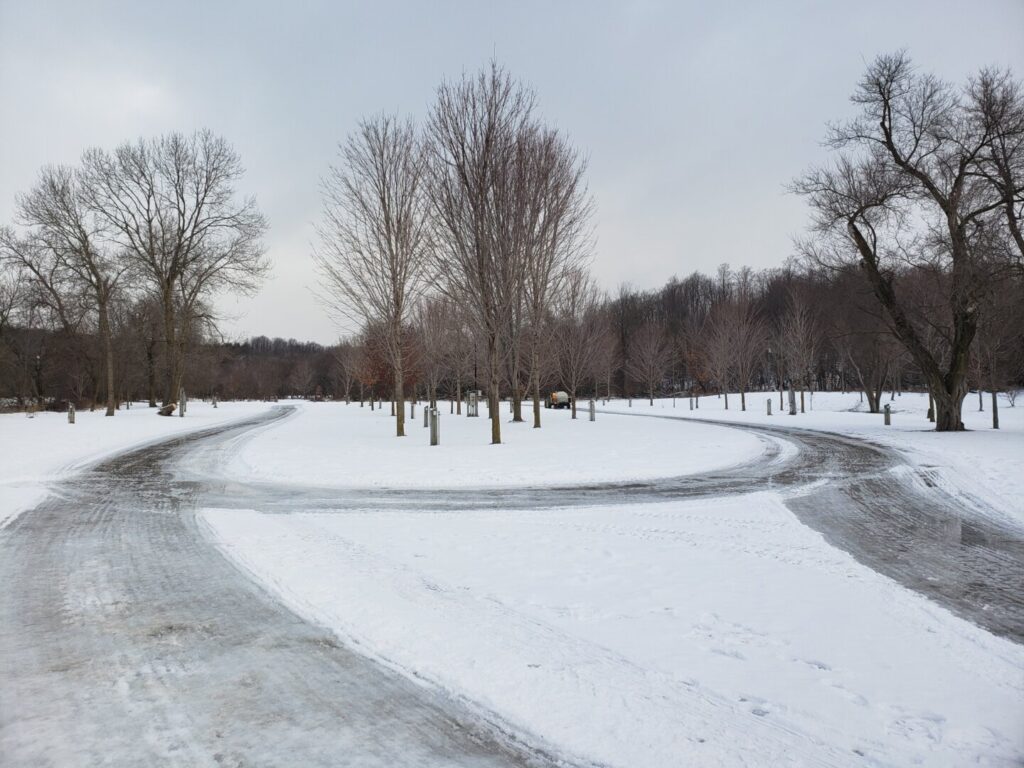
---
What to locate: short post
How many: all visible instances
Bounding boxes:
[884,403,891,426]
[424,405,429,427]
[766,399,772,416]
[430,408,440,446]
[180,388,186,417]
[68,403,75,424]
[589,399,596,422]
[788,386,797,416]
[689,397,693,411]
[672,397,676,408]
[212,395,217,409]
[628,397,632,407]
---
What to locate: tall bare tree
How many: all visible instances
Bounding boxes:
[428,63,534,444]
[16,167,128,415]
[553,267,603,418]
[314,115,432,437]
[522,129,593,427]
[794,53,1024,430]
[82,130,267,408]
[627,319,670,406]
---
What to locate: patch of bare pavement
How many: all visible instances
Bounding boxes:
[0,409,565,768]
[2,405,1021,766]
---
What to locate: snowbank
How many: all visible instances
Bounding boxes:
[615,391,1024,530]
[202,497,1024,767]
[221,400,766,489]
[0,400,270,528]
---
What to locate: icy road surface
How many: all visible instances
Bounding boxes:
[2,404,1021,766]
[0,408,560,768]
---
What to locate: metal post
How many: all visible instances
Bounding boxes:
[884,403,891,426]
[430,408,440,446]
[589,399,596,422]
[689,397,693,411]
[423,405,429,427]
[68,403,75,424]
[767,399,772,416]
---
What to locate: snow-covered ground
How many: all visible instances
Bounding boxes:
[200,393,1024,767]
[0,400,269,528]
[618,390,1024,530]
[222,400,766,488]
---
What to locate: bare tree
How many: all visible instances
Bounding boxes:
[7,166,130,416]
[702,303,734,408]
[521,129,593,427]
[429,63,534,444]
[331,339,359,403]
[781,287,820,413]
[314,115,432,437]
[82,130,267,408]
[553,268,603,418]
[794,53,1024,430]
[627,319,670,406]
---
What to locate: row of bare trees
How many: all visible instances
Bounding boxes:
[314,63,592,443]
[0,131,267,415]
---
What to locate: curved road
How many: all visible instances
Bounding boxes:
[2,405,1021,765]
[0,409,564,768]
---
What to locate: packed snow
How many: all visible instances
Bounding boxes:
[220,400,766,488]
[0,400,269,528]
[200,391,1024,767]
[619,390,1024,530]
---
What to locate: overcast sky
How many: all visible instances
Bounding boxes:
[2,1,1022,344]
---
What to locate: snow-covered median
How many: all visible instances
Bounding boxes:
[0,400,269,528]
[221,400,766,488]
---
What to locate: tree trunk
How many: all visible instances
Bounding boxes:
[487,332,501,444]
[992,388,999,430]
[800,389,805,414]
[740,389,746,412]
[161,291,180,406]
[978,388,983,411]
[146,342,157,407]
[932,385,967,432]
[456,377,462,416]
[571,389,577,419]
[724,391,729,410]
[98,300,116,417]
[531,348,541,429]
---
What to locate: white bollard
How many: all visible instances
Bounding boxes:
[884,403,891,426]
[767,399,772,416]
[68,403,75,424]
[430,408,440,446]
[589,399,596,422]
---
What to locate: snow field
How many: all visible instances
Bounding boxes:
[0,400,270,527]
[222,399,766,489]
[202,495,1024,767]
